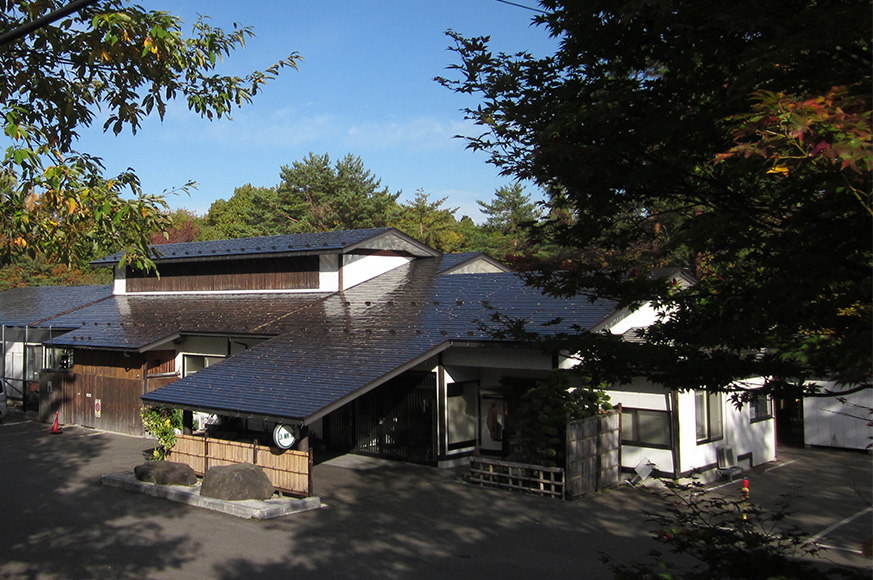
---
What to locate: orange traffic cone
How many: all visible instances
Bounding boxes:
[50,412,62,434]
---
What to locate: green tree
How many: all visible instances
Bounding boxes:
[439,1,871,401]
[477,183,540,250]
[276,153,401,232]
[455,214,490,254]
[1,1,299,269]
[476,183,545,262]
[393,189,463,252]
[201,184,282,240]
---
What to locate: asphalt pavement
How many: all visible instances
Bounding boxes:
[0,416,870,579]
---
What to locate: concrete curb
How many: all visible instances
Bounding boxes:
[101,472,322,520]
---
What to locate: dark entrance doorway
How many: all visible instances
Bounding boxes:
[323,371,437,465]
[775,397,805,446]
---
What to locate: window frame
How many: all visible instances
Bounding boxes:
[43,347,73,371]
[749,396,773,423]
[621,407,672,449]
[24,344,44,382]
[695,391,724,444]
[182,354,225,377]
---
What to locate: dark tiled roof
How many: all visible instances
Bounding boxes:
[91,228,438,266]
[143,259,617,421]
[0,285,112,327]
[46,293,332,350]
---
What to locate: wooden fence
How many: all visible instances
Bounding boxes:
[468,409,622,500]
[565,409,622,498]
[468,457,565,499]
[170,435,312,497]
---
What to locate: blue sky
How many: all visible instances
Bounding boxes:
[72,0,558,222]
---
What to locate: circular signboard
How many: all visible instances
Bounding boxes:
[273,424,298,449]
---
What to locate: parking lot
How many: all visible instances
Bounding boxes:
[0,416,870,579]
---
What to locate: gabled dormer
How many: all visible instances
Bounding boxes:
[91,228,441,296]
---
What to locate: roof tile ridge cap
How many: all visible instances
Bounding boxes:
[31,293,114,326]
[248,288,343,334]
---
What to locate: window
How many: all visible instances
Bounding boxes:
[749,396,772,422]
[183,355,225,377]
[621,408,672,448]
[24,345,43,381]
[45,348,73,370]
[695,391,724,444]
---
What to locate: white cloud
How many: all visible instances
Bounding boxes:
[343,117,472,152]
[147,106,476,155]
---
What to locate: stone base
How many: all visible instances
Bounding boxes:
[101,472,321,520]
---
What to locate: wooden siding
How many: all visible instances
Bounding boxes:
[74,350,144,381]
[146,350,176,375]
[171,435,312,497]
[126,256,320,293]
[46,349,149,435]
[57,373,146,435]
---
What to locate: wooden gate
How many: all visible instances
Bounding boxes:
[565,409,622,498]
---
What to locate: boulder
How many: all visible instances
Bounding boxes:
[200,463,274,501]
[134,461,197,486]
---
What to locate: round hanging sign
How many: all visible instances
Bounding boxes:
[273,424,298,449]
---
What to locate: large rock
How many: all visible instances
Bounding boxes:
[200,463,274,501]
[134,461,197,486]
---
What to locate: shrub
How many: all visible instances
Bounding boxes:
[516,370,611,467]
[140,406,182,460]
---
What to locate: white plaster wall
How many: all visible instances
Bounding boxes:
[605,302,660,335]
[604,378,671,411]
[737,407,777,467]
[604,381,674,474]
[169,336,267,375]
[319,254,339,292]
[603,382,776,476]
[341,254,412,289]
[4,343,23,383]
[804,381,873,450]
[177,336,229,357]
[561,299,778,476]
[676,390,775,475]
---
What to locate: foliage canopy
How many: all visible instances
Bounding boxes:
[439,0,872,400]
[0,0,299,269]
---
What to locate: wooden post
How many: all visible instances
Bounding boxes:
[307,450,314,497]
